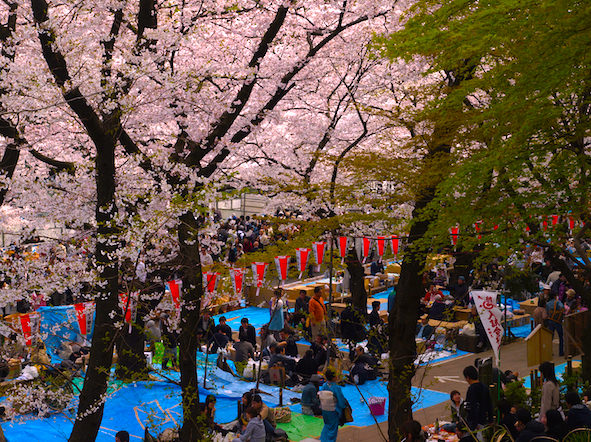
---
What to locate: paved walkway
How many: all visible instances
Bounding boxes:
[332,337,566,441]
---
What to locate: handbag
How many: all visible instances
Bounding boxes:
[339,398,353,426]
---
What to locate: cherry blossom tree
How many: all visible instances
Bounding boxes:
[0,0,409,440]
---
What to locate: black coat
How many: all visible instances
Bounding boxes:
[516,420,545,442]
[239,324,257,348]
[567,404,591,430]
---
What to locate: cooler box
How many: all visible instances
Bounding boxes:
[368,397,386,416]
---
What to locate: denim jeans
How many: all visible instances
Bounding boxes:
[547,320,564,356]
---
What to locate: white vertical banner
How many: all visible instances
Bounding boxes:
[471,290,504,366]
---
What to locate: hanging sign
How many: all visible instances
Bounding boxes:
[230,268,245,296]
[312,242,326,272]
[295,248,311,280]
[450,226,460,246]
[274,256,290,285]
[376,236,386,260]
[167,280,181,310]
[391,235,400,257]
[337,237,349,264]
[251,262,268,297]
[472,290,504,366]
[362,237,372,262]
[20,313,40,346]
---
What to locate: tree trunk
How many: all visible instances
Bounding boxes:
[115,284,154,382]
[69,121,119,442]
[115,322,149,382]
[347,246,367,314]
[388,192,432,440]
[177,211,205,441]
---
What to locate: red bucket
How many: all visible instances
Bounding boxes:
[368,397,386,416]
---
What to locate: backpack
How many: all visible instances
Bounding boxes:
[547,300,564,324]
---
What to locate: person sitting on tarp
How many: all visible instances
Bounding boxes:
[233,406,265,442]
[209,328,230,353]
[239,318,257,349]
[252,394,276,429]
[368,300,383,327]
[428,294,448,321]
[339,301,366,343]
[449,275,470,306]
[348,346,378,385]
[310,335,328,369]
[214,316,233,342]
[370,259,384,276]
[30,341,51,367]
[416,316,434,341]
[233,332,255,375]
[296,349,319,378]
[301,374,323,416]
[277,328,299,357]
[260,325,277,358]
[269,345,295,373]
[202,394,229,435]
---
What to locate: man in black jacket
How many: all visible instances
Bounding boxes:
[565,391,591,430]
[278,329,299,357]
[449,275,470,306]
[515,408,545,442]
[214,316,233,342]
[238,317,257,348]
[462,365,492,430]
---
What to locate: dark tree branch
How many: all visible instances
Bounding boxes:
[198,9,390,178]
[184,2,291,167]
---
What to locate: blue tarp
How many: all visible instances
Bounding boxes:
[213,306,271,332]
[37,305,95,363]
[0,375,449,441]
[523,361,580,389]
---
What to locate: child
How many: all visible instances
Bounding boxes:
[233,407,266,442]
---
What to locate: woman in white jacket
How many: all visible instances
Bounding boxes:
[539,361,560,421]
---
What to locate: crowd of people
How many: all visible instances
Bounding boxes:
[435,360,591,442]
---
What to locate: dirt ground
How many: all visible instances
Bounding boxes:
[331,336,567,442]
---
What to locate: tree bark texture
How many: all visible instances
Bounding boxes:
[177,211,205,441]
[388,192,432,440]
[347,246,368,315]
[69,115,120,442]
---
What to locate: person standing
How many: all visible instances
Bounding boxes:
[532,295,548,328]
[309,286,327,340]
[545,291,565,356]
[539,361,560,421]
[292,289,310,328]
[318,368,346,442]
[462,365,492,431]
[268,289,285,337]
